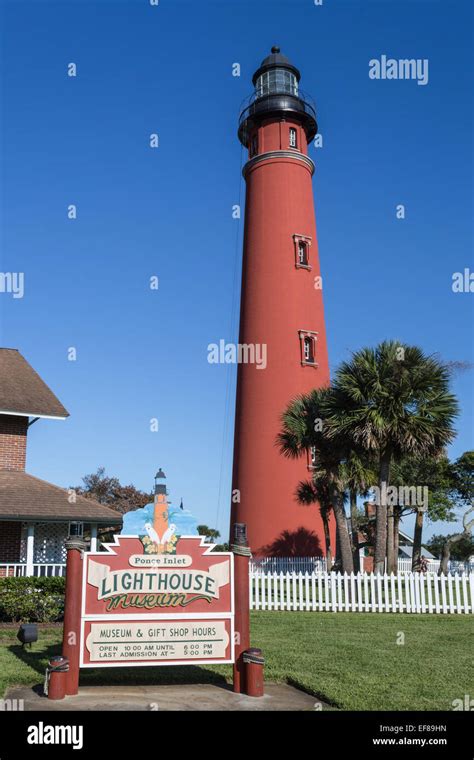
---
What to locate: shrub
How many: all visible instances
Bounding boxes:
[0,577,65,622]
[0,576,65,594]
[32,593,63,623]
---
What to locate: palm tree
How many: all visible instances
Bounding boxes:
[296,479,333,570]
[324,342,459,573]
[197,525,221,543]
[340,452,377,571]
[278,389,354,573]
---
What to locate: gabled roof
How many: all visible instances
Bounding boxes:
[0,470,122,524]
[398,544,436,560]
[0,349,69,419]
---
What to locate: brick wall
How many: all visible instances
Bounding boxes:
[0,414,28,470]
[0,521,22,564]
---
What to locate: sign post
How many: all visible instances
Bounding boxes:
[62,537,87,696]
[231,523,251,694]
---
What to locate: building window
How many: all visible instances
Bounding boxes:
[256,69,298,98]
[304,337,314,362]
[293,234,312,269]
[289,127,297,148]
[69,521,84,538]
[299,330,318,367]
[250,134,258,157]
[298,240,308,265]
[308,446,317,469]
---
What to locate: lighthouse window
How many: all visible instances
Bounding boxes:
[298,241,308,265]
[310,446,317,467]
[289,128,298,148]
[304,337,314,363]
[299,330,318,367]
[250,134,258,157]
[294,234,311,269]
[256,69,298,97]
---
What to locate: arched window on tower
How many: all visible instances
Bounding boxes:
[299,330,318,367]
[293,234,312,269]
[298,240,308,266]
[304,337,314,363]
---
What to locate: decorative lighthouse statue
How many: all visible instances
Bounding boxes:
[152,468,170,544]
[230,47,332,556]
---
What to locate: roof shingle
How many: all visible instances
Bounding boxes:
[0,470,123,523]
[0,349,69,418]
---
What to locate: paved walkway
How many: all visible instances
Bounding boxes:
[6,682,325,711]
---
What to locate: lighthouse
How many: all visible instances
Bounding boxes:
[153,468,169,541]
[230,47,332,556]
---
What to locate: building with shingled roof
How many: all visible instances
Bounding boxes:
[0,348,122,576]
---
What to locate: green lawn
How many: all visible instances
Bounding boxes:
[1,612,472,711]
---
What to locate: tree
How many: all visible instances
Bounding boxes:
[439,507,474,574]
[197,525,221,543]
[340,452,377,571]
[295,450,376,572]
[72,467,152,515]
[296,479,333,569]
[390,454,457,570]
[425,533,474,561]
[325,342,459,573]
[451,450,474,503]
[197,525,229,552]
[278,389,355,573]
[437,451,474,574]
[213,542,230,552]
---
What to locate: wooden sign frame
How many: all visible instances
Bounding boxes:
[79,534,235,668]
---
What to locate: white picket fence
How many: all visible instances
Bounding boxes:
[396,558,437,573]
[396,558,474,574]
[251,556,474,575]
[249,571,474,614]
[250,557,328,574]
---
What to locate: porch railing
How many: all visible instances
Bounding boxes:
[0,563,66,578]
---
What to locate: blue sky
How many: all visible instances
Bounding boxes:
[0,0,472,542]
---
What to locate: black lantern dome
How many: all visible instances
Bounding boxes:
[251,46,301,87]
[238,46,317,147]
[154,468,167,496]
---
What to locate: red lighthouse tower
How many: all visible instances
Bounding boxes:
[230,47,331,556]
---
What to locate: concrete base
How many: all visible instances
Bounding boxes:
[6,682,326,711]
